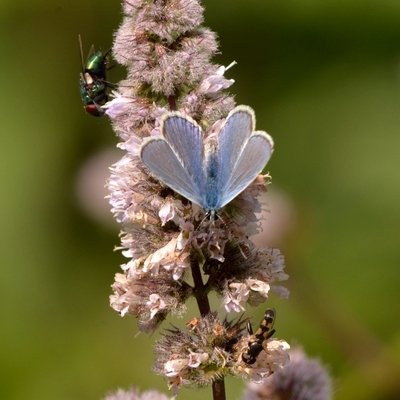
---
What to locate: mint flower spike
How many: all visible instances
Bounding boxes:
[106,0,290,397]
[154,313,290,395]
[103,388,172,400]
[243,347,333,400]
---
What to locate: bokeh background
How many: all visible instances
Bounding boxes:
[1,0,400,399]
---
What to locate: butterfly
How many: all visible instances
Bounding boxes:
[140,105,274,218]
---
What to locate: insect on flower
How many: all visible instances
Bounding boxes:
[140,106,274,219]
[242,308,276,365]
[79,35,114,117]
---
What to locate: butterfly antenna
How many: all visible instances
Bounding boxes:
[216,212,229,228]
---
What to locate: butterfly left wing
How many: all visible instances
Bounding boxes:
[161,113,204,193]
[140,112,205,208]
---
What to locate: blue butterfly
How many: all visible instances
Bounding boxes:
[140,105,274,218]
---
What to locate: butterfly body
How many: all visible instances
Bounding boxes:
[203,139,224,211]
[140,106,274,215]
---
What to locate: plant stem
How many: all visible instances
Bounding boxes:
[168,94,177,111]
[212,378,226,400]
[190,257,210,317]
[190,258,226,400]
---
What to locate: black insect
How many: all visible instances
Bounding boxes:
[242,308,276,365]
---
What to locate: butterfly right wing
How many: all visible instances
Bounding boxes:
[217,106,274,208]
[140,113,205,208]
[216,106,254,189]
[221,131,273,208]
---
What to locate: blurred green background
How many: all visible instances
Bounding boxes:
[1,0,400,399]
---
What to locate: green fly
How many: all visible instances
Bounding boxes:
[79,35,113,117]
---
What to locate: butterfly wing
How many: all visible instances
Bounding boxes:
[140,112,205,208]
[216,106,254,186]
[217,106,274,208]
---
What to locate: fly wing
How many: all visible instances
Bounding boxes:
[78,34,86,74]
[140,112,205,208]
[217,106,274,208]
